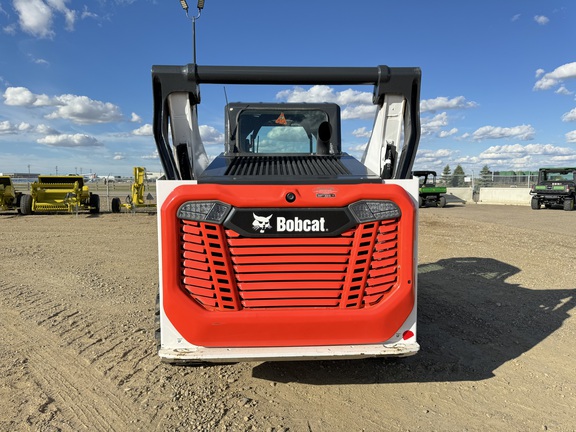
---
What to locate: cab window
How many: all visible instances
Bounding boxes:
[238,109,329,154]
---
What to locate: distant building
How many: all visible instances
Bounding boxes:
[0,172,39,178]
[145,171,164,180]
[0,172,40,182]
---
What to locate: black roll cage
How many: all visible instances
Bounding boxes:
[152,64,421,181]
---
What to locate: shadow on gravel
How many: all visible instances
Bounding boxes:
[252,257,576,385]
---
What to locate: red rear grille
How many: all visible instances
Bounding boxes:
[179,219,399,310]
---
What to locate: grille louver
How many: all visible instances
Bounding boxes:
[179,218,400,310]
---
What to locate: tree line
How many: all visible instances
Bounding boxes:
[440,164,493,187]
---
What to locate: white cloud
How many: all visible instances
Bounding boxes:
[12,0,75,38]
[199,125,224,145]
[432,149,452,157]
[337,88,373,105]
[352,127,371,138]
[414,148,454,168]
[4,86,50,106]
[566,130,576,143]
[3,23,17,35]
[0,120,57,135]
[131,112,142,123]
[276,88,477,121]
[341,105,376,120]
[142,150,159,160]
[276,85,374,120]
[418,148,452,158]
[37,133,102,147]
[132,124,152,136]
[132,123,223,143]
[421,112,448,136]
[34,93,53,106]
[508,156,533,168]
[438,128,458,138]
[13,0,53,38]
[47,0,76,31]
[113,153,125,160]
[471,124,535,141]
[348,143,367,153]
[511,14,521,22]
[276,86,329,103]
[479,144,574,160]
[3,87,124,124]
[4,87,38,105]
[80,6,98,20]
[534,15,549,25]
[0,120,32,134]
[534,62,576,91]
[551,154,576,162]
[276,85,371,105]
[46,94,123,124]
[561,108,576,122]
[35,123,58,134]
[420,96,477,113]
[555,86,573,95]
[454,155,480,165]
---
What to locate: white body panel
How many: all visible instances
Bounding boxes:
[361,94,406,177]
[167,93,210,179]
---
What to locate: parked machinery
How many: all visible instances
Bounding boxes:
[0,176,23,212]
[152,62,422,364]
[111,167,156,213]
[412,170,447,207]
[20,175,100,215]
[530,167,576,211]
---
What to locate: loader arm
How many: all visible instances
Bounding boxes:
[151,64,421,180]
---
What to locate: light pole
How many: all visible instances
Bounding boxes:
[180,0,205,64]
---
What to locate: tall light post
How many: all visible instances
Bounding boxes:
[180,0,205,64]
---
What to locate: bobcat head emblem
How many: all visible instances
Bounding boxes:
[252,213,273,233]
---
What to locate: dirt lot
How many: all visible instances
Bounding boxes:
[1,203,575,431]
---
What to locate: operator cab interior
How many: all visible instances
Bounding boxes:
[225,103,341,155]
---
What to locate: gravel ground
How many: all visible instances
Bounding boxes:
[1,202,575,431]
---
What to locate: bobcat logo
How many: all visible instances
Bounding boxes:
[252,213,273,233]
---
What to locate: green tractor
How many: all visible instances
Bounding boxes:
[530,167,576,211]
[413,170,447,208]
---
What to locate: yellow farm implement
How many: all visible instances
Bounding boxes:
[0,176,23,212]
[20,175,100,215]
[111,167,156,213]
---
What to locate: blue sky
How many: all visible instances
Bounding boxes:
[1,0,575,178]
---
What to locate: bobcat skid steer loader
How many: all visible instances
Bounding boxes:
[152,64,421,363]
